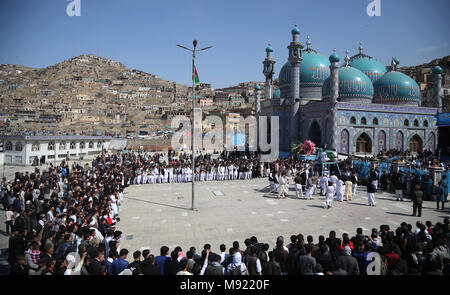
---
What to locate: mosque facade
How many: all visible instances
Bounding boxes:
[260,25,443,156]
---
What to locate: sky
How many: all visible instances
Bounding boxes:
[0,0,449,89]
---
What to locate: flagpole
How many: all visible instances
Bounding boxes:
[191,40,196,211]
[176,40,212,211]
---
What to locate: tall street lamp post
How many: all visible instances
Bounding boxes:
[176,40,212,211]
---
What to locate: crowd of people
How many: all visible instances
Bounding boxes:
[1,149,449,275]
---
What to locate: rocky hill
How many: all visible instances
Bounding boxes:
[0,54,190,136]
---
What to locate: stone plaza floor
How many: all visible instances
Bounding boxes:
[116,178,450,255]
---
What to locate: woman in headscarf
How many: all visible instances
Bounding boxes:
[226,251,247,275]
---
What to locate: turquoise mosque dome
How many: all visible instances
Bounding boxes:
[300,51,330,87]
[329,52,340,63]
[278,61,291,86]
[433,65,443,74]
[373,71,420,105]
[291,24,300,35]
[348,42,387,83]
[265,44,274,53]
[322,66,374,102]
[273,89,281,99]
[277,52,330,88]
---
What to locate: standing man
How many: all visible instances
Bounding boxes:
[319,173,328,196]
[5,206,14,235]
[325,181,335,209]
[411,185,423,217]
[351,173,358,196]
[435,181,445,210]
[441,174,448,203]
[335,177,345,202]
[298,244,316,275]
[294,172,304,199]
[394,173,404,201]
[344,177,353,201]
[277,173,289,200]
[367,181,376,207]
[305,177,315,200]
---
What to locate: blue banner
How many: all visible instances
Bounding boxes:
[232,133,246,146]
[437,112,450,127]
[353,160,371,180]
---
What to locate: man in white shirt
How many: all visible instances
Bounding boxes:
[5,207,14,235]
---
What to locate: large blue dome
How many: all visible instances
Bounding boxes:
[300,51,330,87]
[322,66,374,102]
[349,56,387,83]
[277,52,330,88]
[373,71,420,105]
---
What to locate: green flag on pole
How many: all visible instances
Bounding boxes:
[193,65,200,85]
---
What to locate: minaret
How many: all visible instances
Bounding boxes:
[262,43,276,100]
[432,63,443,112]
[329,49,340,103]
[344,49,350,67]
[254,84,261,114]
[287,24,304,147]
[391,56,400,71]
[329,49,340,150]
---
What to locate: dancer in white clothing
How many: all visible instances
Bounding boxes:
[335,178,345,202]
[325,181,336,209]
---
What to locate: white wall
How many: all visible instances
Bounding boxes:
[2,139,111,166]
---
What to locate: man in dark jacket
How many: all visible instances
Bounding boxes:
[142,255,161,275]
[262,251,281,275]
[9,255,29,275]
[298,244,316,275]
[165,250,181,275]
[411,185,423,217]
[335,246,360,275]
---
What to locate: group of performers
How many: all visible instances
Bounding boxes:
[266,167,365,208]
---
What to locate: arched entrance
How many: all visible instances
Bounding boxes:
[409,134,422,154]
[356,132,372,153]
[309,121,322,147]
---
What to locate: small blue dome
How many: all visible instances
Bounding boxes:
[373,71,420,105]
[255,84,261,91]
[329,52,340,63]
[348,56,387,83]
[266,45,274,53]
[278,61,291,86]
[291,25,300,35]
[433,66,443,74]
[322,66,374,102]
[273,89,281,99]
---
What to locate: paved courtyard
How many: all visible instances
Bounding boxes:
[117,178,450,254]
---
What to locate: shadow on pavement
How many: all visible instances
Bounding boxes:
[386,211,413,217]
[124,196,189,211]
